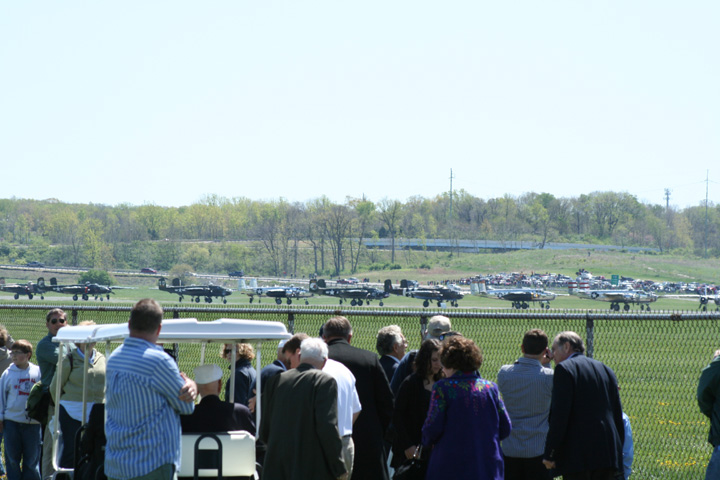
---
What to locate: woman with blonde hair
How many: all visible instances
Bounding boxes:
[221,343,256,406]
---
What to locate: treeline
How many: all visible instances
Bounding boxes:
[0,191,718,276]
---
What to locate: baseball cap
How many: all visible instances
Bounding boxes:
[426,316,451,339]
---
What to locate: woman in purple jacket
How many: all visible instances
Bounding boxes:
[422,336,511,480]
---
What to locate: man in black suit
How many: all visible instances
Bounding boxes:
[542,331,624,480]
[376,325,407,382]
[181,364,255,435]
[323,316,394,480]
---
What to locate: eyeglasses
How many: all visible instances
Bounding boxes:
[10,351,28,356]
[49,318,67,325]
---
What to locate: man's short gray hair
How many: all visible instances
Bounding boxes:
[376,325,403,356]
[300,337,329,364]
[554,331,586,354]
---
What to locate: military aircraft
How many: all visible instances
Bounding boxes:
[572,287,658,311]
[384,279,463,307]
[0,277,48,300]
[469,280,556,309]
[48,277,118,301]
[158,277,233,304]
[697,294,720,311]
[238,278,313,305]
[309,279,389,306]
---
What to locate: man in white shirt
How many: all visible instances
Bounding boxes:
[324,357,362,479]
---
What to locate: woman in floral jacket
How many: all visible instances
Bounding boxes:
[422,336,511,480]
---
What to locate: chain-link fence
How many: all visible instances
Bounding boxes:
[1,303,718,479]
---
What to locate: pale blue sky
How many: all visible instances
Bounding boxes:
[1,1,718,209]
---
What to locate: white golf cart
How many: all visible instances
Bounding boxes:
[51,318,291,480]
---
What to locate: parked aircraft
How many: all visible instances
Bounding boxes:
[158,277,233,304]
[0,277,47,300]
[383,279,463,308]
[572,286,658,311]
[470,280,556,309]
[699,294,720,311]
[48,277,117,301]
[238,278,312,305]
[309,279,389,306]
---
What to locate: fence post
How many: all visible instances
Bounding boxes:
[288,313,295,334]
[71,309,78,326]
[419,315,428,344]
[586,312,594,358]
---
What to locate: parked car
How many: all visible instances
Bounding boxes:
[140,267,157,274]
[228,270,245,277]
[337,278,358,285]
[25,261,45,268]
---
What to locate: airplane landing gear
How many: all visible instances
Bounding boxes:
[73,294,78,301]
[275,298,282,305]
[249,297,254,303]
[305,300,309,305]
[178,296,184,302]
[623,303,630,311]
[205,297,212,303]
[222,298,227,304]
[286,298,292,305]
[194,297,201,303]
[350,299,357,306]
[28,293,33,300]
[13,293,19,300]
[423,300,429,308]
[379,301,384,306]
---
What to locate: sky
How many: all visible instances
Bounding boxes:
[1,1,718,210]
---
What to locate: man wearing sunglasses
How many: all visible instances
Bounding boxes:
[36,308,68,480]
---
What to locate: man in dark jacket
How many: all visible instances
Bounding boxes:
[181,364,255,435]
[260,338,346,480]
[323,316,394,480]
[697,348,720,479]
[543,331,624,480]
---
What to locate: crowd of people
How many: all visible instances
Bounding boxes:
[4,303,720,480]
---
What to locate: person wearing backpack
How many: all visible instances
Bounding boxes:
[0,339,42,480]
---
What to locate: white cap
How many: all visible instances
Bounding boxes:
[278,339,287,350]
[194,364,223,384]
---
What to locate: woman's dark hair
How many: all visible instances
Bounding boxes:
[414,339,442,381]
[440,336,483,372]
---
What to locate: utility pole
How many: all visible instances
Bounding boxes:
[704,170,709,258]
[449,168,455,220]
[664,188,671,212]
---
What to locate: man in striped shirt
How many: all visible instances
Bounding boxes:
[105,299,197,480]
[497,329,554,480]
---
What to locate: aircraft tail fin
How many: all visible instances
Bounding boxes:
[384,279,392,293]
[250,278,258,288]
[318,279,327,288]
[158,277,167,289]
[50,277,58,286]
[309,279,318,292]
[172,278,182,287]
[400,279,408,289]
[238,278,246,290]
[37,278,45,289]
[0,277,4,286]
